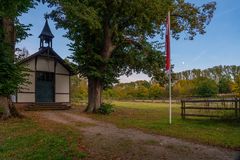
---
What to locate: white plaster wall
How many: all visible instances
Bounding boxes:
[55,75,69,93]
[56,62,69,74]
[25,59,35,70]
[17,93,35,102]
[55,94,69,102]
[36,57,54,72]
[19,72,35,92]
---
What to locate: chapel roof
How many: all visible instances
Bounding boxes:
[19,47,74,75]
[38,18,54,39]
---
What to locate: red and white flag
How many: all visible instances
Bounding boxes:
[165,11,171,72]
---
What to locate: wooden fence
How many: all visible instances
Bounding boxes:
[181,98,240,119]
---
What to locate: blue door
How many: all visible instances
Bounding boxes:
[36,72,54,102]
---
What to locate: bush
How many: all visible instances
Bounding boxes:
[98,103,115,115]
[193,77,218,97]
[218,76,232,94]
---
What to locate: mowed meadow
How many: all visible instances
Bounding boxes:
[0,100,239,159]
[0,116,87,160]
[74,101,240,149]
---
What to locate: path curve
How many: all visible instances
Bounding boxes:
[27,111,238,160]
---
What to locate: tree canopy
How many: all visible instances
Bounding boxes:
[48,0,216,83]
[174,65,240,82]
[0,0,34,97]
[0,0,35,118]
[46,0,216,112]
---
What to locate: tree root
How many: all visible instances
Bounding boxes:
[0,96,23,120]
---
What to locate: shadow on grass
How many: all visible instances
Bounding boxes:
[0,118,87,160]
[182,117,240,127]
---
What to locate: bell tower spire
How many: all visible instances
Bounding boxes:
[39,17,54,49]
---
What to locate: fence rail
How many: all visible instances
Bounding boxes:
[181,98,240,119]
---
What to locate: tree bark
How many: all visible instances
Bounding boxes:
[0,96,11,119]
[0,95,20,119]
[85,17,115,113]
[0,18,20,119]
[101,18,116,59]
[3,18,15,55]
[85,78,102,113]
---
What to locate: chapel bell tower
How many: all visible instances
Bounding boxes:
[39,17,54,49]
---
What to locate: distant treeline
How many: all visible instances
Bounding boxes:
[71,65,240,100]
[174,65,240,82]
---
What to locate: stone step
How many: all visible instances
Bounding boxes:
[25,104,71,111]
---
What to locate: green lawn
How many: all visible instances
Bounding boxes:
[0,118,86,160]
[0,106,3,113]
[82,101,240,149]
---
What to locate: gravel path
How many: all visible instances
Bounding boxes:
[28,111,239,160]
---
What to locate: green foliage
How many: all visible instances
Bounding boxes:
[149,83,165,99]
[193,77,218,97]
[45,0,216,111]
[0,0,35,42]
[72,76,234,100]
[218,76,233,94]
[135,85,149,99]
[0,0,35,18]
[0,44,29,96]
[0,106,3,113]
[98,103,115,115]
[173,80,195,97]
[233,74,240,97]
[103,80,154,100]
[0,0,35,97]
[71,76,88,100]
[103,88,118,100]
[175,65,240,83]
[173,65,240,97]
[48,0,216,87]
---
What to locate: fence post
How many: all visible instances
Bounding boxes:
[181,100,183,119]
[184,101,186,119]
[181,100,185,119]
[235,98,238,118]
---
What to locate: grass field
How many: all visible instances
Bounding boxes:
[1,101,239,159]
[0,106,3,113]
[81,101,240,149]
[0,117,86,160]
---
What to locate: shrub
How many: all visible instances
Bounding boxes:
[233,75,240,97]
[218,76,233,94]
[172,80,195,97]
[98,103,115,115]
[0,106,3,112]
[193,77,218,97]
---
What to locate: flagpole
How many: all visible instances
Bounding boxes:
[167,11,172,125]
[169,68,172,124]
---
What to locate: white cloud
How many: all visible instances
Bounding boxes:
[119,73,151,83]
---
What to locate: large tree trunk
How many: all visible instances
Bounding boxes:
[2,18,15,54]
[0,96,11,119]
[84,17,114,113]
[85,78,103,113]
[0,18,20,119]
[0,96,20,120]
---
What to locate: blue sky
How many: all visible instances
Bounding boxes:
[173,0,240,72]
[17,0,240,82]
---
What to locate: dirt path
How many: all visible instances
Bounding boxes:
[26,111,238,160]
